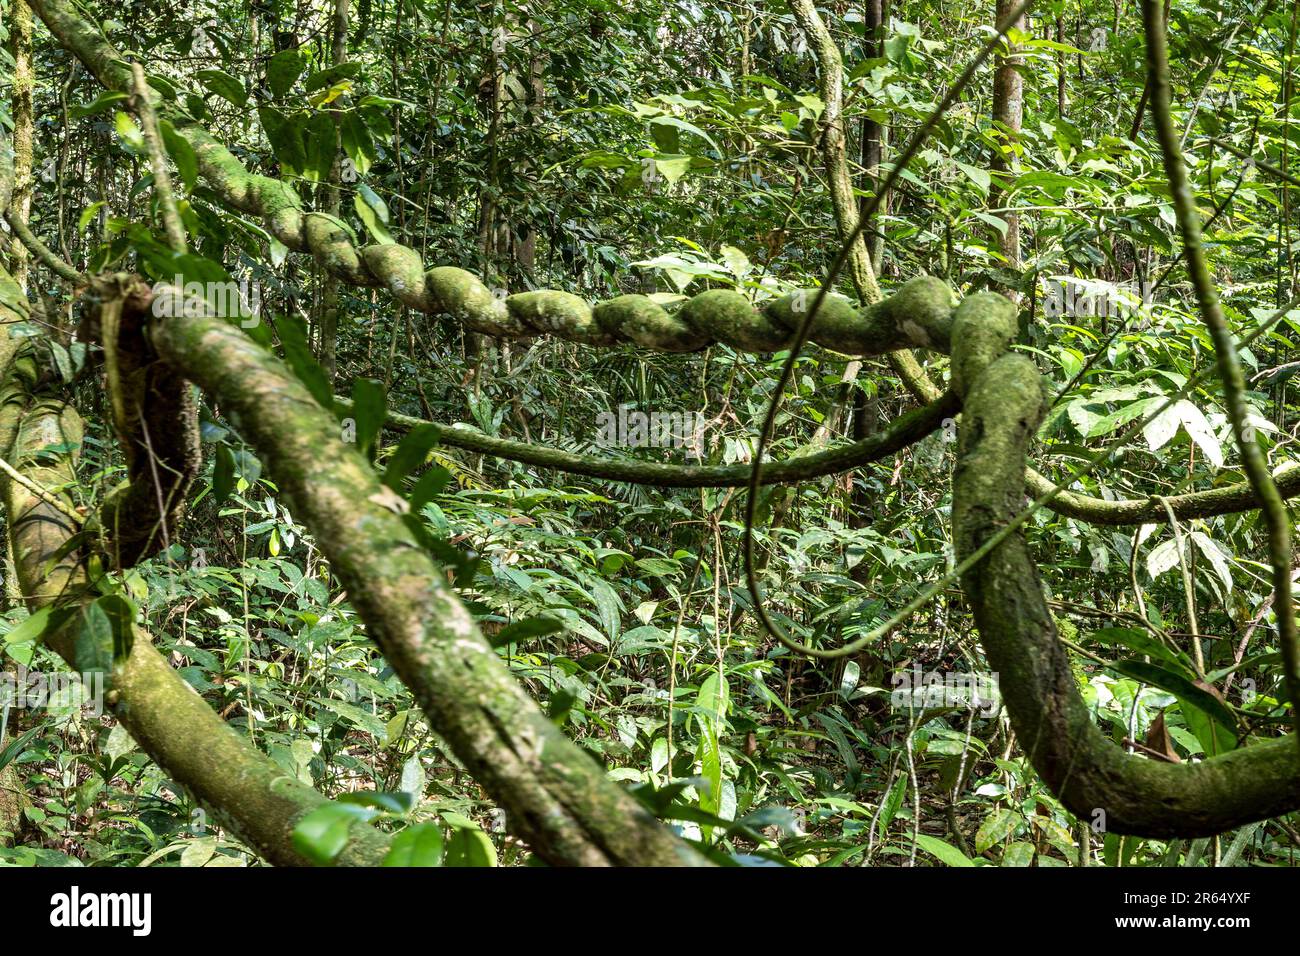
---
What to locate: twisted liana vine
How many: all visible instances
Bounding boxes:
[18,0,1300,846]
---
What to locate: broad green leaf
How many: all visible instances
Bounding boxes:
[913,833,976,867]
[1001,841,1036,867]
[382,424,442,489]
[70,91,128,120]
[196,69,248,107]
[1176,400,1223,468]
[489,615,563,649]
[159,120,198,193]
[2,606,53,646]
[975,807,1017,854]
[443,826,497,867]
[339,112,374,176]
[291,803,376,865]
[955,161,990,194]
[349,377,387,461]
[383,823,444,867]
[653,155,692,185]
[302,112,338,183]
[267,48,304,99]
[354,187,394,244]
[1109,658,1237,730]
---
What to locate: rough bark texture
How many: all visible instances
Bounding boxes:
[23,0,1300,846]
[317,0,350,380]
[83,274,202,569]
[5,0,34,291]
[147,291,708,866]
[860,0,887,274]
[789,0,882,304]
[0,760,24,845]
[0,274,391,867]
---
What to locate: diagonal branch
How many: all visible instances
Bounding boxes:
[145,282,709,866]
[0,271,391,866]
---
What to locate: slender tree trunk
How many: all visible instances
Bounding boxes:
[860,0,887,275]
[789,0,881,304]
[318,0,349,381]
[512,18,544,282]
[990,0,1025,307]
[0,0,35,846]
[1056,15,1067,118]
[5,0,34,292]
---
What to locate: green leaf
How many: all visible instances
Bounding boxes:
[1088,626,1191,671]
[354,187,394,244]
[696,669,730,726]
[878,774,907,831]
[975,808,1017,853]
[113,112,144,152]
[1220,823,1261,867]
[383,823,445,867]
[78,201,107,232]
[319,699,389,740]
[339,111,374,177]
[2,606,53,646]
[443,826,497,867]
[913,833,976,867]
[272,314,333,409]
[408,465,451,514]
[304,62,362,93]
[291,803,375,865]
[212,444,236,504]
[196,69,248,107]
[955,161,991,194]
[69,91,128,121]
[653,155,692,185]
[1109,658,1238,730]
[337,790,413,814]
[0,727,41,774]
[267,48,304,99]
[1181,700,1237,757]
[647,115,720,152]
[302,112,338,183]
[349,378,387,461]
[587,577,623,642]
[1175,400,1223,468]
[259,107,307,176]
[159,120,198,193]
[489,615,563,649]
[1001,841,1036,867]
[73,595,135,674]
[382,424,442,490]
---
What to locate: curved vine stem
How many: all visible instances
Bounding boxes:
[748,278,1300,660]
[1142,0,1300,740]
[741,0,1036,659]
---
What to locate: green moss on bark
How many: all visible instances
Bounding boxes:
[149,303,709,866]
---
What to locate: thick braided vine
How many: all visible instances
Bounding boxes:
[27,0,965,357]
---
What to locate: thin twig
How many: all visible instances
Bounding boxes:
[130,62,187,255]
[0,454,84,524]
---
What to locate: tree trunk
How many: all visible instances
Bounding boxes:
[317,0,350,381]
[990,0,1025,307]
[5,0,34,292]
